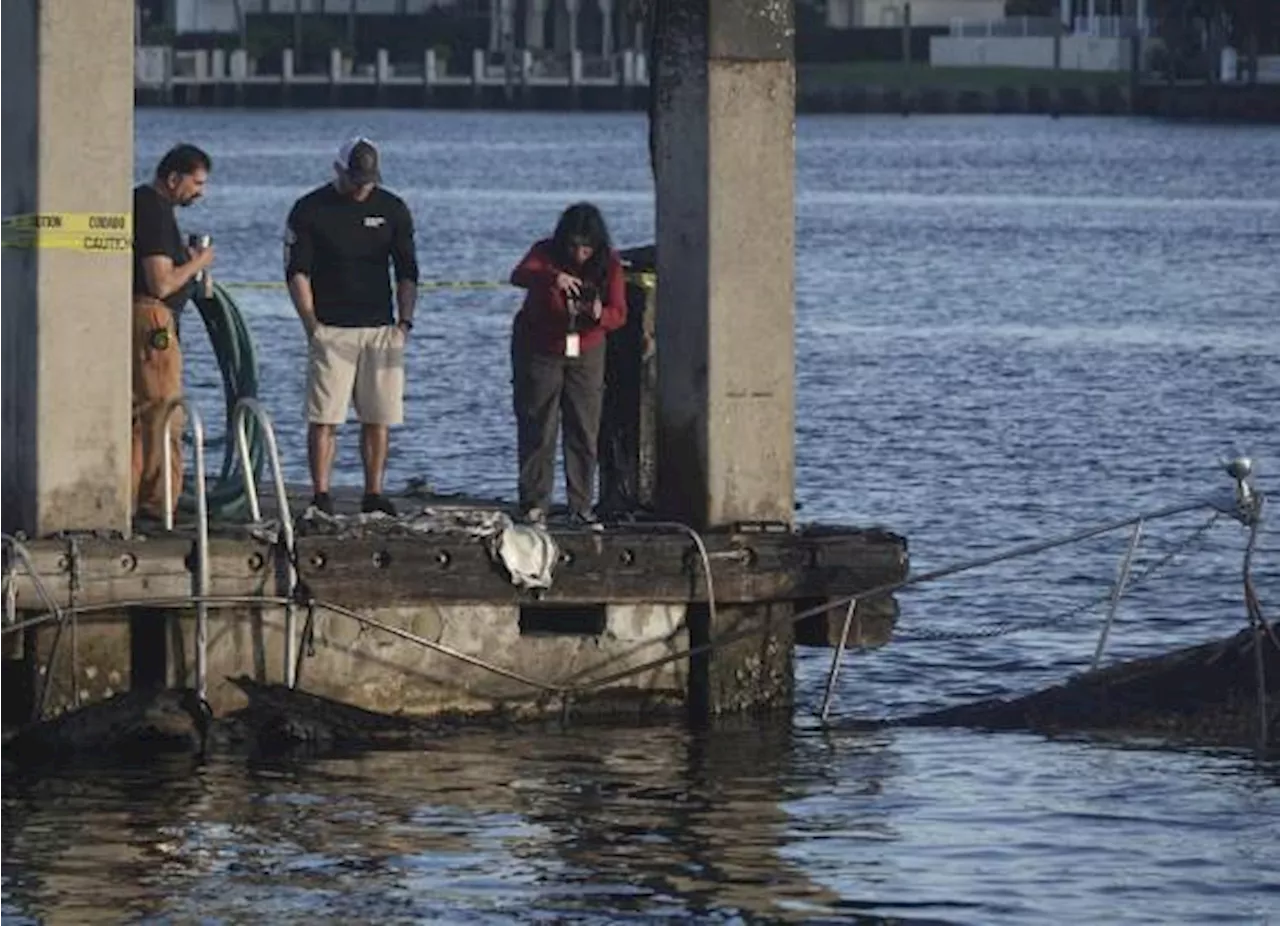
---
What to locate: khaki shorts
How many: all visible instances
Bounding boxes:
[306,323,405,425]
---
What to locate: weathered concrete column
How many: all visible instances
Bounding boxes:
[652,1,795,529]
[2,0,133,536]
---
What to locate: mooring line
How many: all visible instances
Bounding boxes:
[0,595,296,637]
[893,513,1223,644]
[2,535,66,631]
[222,279,508,292]
[607,519,718,632]
[3,534,72,720]
[308,598,565,696]
[569,504,1227,695]
[0,512,1234,700]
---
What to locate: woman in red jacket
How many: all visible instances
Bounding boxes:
[510,203,627,526]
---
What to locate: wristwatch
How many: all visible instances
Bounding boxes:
[398,318,414,332]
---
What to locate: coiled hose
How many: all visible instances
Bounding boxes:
[180,281,265,522]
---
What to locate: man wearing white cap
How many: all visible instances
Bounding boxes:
[284,136,419,517]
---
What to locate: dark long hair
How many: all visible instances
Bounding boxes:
[550,202,613,289]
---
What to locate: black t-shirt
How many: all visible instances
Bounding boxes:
[132,184,193,314]
[284,184,419,327]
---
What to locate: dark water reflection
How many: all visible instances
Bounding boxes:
[4,112,1280,923]
[5,725,1278,924]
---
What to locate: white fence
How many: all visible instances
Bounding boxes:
[1262,56,1280,84]
[948,16,1152,39]
[931,35,1134,71]
[170,0,463,33]
[1219,52,1280,84]
[135,45,649,89]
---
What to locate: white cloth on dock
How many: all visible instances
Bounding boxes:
[491,521,559,590]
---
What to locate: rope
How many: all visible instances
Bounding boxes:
[3,534,72,720]
[605,519,717,635]
[221,279,508,292]
[306,597,565,696]
[6,589,562,700]
[892,513,1222,644]
[0,501,1257,723]
[1,535,66,630]
[1,594,298,637]
[566,507,1217,695]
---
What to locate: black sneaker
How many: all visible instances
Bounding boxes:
[310,492,335,517]
[361,493,398,517]
[132,511,171,534]
[569,509,604,532]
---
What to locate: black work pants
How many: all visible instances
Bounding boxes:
[512,338,606,516]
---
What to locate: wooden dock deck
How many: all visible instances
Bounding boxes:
[7,486,906,610]
[4,486,907,722]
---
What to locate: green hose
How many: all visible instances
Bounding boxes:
[180,281,265,522]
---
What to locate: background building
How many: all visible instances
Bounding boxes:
[826,0,1007,29]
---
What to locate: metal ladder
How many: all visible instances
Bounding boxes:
[161,399,210,703]
[232,398,300,688]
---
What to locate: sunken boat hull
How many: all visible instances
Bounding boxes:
[4,687,211,764]
[898,624,1279,750]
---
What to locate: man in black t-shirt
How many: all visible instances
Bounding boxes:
[285,137,419,517]
[131,144,215,522]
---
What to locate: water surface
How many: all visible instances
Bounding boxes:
[4,111,1279,924]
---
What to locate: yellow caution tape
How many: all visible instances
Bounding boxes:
[2,231,132,252]
[2,212,132,253]
[2,212,132,233]
[224,274,658,292]
[222,279,510,291]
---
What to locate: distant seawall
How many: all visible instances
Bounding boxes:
[136,81,1280,121]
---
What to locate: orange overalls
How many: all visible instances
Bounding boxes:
[131,295,184,519]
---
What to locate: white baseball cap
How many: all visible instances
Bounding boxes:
[336,136,381,184]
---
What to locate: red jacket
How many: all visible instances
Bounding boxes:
[510,239,627,356]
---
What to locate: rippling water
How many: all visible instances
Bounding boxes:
[4,112,1280,923]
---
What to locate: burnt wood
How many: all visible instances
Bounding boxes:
[292,527,906,607]
[9,526,907,611]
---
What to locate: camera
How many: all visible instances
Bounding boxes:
[566,281,599,334]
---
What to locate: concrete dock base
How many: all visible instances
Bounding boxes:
[22,601,689,720]
[7,513,906,724]
[691,603,795,717]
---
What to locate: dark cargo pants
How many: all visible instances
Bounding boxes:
[512,338,606,516]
